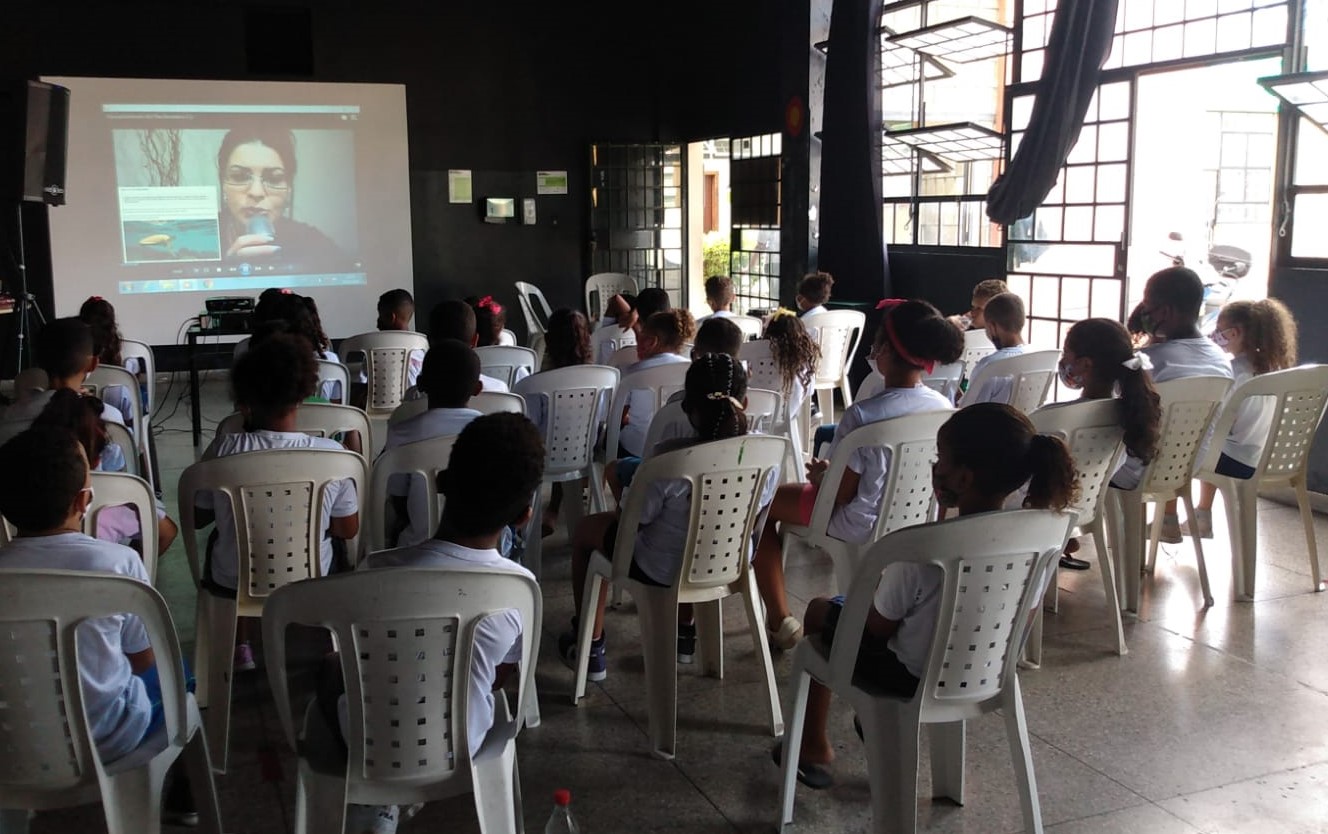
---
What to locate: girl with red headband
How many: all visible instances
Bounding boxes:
[752,299,963,650]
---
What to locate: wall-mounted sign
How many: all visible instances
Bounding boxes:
[536,170,569,195]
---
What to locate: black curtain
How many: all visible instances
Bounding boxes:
[987,0,1120,224]
[816,0,889,302]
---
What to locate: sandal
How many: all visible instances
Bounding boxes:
[771,741,834,790]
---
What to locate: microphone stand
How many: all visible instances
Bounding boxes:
[13,203,46,370]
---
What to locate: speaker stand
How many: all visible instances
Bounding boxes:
[11,203,45,370]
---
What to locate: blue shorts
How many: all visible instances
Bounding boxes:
[136,660,196,745]
[615,456,643,489]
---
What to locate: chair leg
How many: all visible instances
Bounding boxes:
[742,572,784,738]
[1116,494,1145,613]
[524,488,544,582]
[695,598,724,679]
[1044,563,1060,614]
[928,721,965,805]
[777,669,812,828]
[100,759,165,834]
[472,742,520,834]
[635,588,680,760]
[0,809,29,834]
[1144,500,1165,574]
[293,765,347,834]
[860,702,921,834]
[1181,493,1214,608]
[1022,608,1043,669]
[1089,520,1127,655]
[184,699,224,834]
[1294,477,1324,592]
[572,572,605,705]
[200,595,239,773]
[1002,678,1045,834]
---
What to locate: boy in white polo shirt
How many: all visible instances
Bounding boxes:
[324,412,545,834]
[959,291,1030,407]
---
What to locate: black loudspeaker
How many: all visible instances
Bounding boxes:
[0,80,70,206]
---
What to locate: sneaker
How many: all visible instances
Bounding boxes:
[1181,509,1214,539]
[1158,513,1183,544]
[233,642,256,672]
[767,616,803,652]
[677,621,697,665]
[558,630,606,682]
[345,804,399,834]
[1059,555,1092,571]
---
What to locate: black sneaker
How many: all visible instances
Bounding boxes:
[1059,555,1092,571]
[558,629,606,682]
[677,621,697,665]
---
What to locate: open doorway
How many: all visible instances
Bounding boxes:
[1128,57,1282,319]
[685,138,731,319]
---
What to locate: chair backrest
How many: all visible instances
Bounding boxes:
[585,272,638,321]
[119,338,155,416]
[805,410,953,584]
[855,371,885,403]
[1030,399,1126,530]
[641,388,786,455]
[728,315,764,341]
[961,329,996,376]
[0,569,190,797]
[591,324,636,364]
[84,364,144,442]
[178,448,368,612]
[609,435,786,598]
[1199,364,1328,483]
[1140,376,1234,495]
[474,345,539,388]
[829,511,1072,721]
[801,309,865,387]
[263,568,540,790]
[367,434,458,554]
[961,349,1061,412]
[214,402,373,457]
[86,471,160,583]
[607,344,640,370]
[739,340,786,395]
[498,328,518,346]
[338,332,430,415]
[515,365,620,479]
[514,281,552,336]
[603,362,690,462]
[315,360,351,404]
[103,421,140,478]
[922,361,963,403]
[471,391,527,415]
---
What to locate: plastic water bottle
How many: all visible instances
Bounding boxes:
[544,789,580,834]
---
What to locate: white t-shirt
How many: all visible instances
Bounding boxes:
[959,344,1030,407]
[1219,354,1275,469]
[624,439,781,585]
[316,349,343,402]
[697,310,735,323]
[1114,337,1233,489]
[872,560,943,679]
[593,323,634,365]
[824,385,954,543]
[196,430,359,589]
[356,540,530,759]
[618,353,691,458]
[402,372,507,405]
[801,305,828,318]
[0,533,153,762]
[380,407,482,547]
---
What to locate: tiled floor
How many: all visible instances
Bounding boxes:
[26,372,1328,833]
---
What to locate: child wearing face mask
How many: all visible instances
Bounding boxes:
[773,403,1078,789]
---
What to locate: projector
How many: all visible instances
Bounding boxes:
[205,296,255,314]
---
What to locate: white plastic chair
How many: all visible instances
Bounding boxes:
[85,365,153,494]
[960,328,996,379]
[338,332,430,416]
[855,371,885,403]
[782,410,952,593]
[922,361,964,403]
[596,362,691,506]
[740,339,809,479]
[591,324,635,365]
[959,350,1060,411]
[1026,400,1128,663]
[515,365,621,577]
[177,447,368,772]
[607,344,640,370]
[262,568,538,834]
[800,309,865,426]
[728,314,764,341]
[778,510,1074,834]
[365,434,458,554]
[641,388,784,456]
[475,345,539,389]
[0,569,223,834]
[315,359,351,404]
[1108,376,1232,611]
[570,436,787,760]
[119,339,155,416]
[584,272,638,323]
[498,328,518,346]
[86,471,160,584]
[514,281,553,352]
[1195,364,1328,600]
[386,392,525,427]
[214,402,373,459]
[104,422,140,479]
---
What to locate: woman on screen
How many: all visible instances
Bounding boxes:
[217,125,345,265]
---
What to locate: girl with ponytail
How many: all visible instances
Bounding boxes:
[779,403,1077,788]
[559,354,779,677]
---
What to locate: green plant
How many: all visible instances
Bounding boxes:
[702,231,730,278]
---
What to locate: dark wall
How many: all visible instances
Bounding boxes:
[1269,265,1328,492]
[0,0,790,356]
[888,245,1006,318]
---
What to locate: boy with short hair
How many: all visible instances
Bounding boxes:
[952,278,1009,331]
[429,300,508,392]
[327,412,545,834]
[381,339,484,547]
[959,291,1029,407]
[796,272,834,317]
[701,275,736,319]
[376,288,416,331]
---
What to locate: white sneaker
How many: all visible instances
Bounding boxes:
[1158,513,1182,544]
[1181,509,1214,539]
[346,804,399,834]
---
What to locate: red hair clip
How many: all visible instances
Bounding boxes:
[478,295,504,314]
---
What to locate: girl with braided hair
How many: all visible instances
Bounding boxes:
[558,353,780,679]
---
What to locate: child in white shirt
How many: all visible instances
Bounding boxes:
[614,308,694,460]
[697,275,737,321]
[796,272,834,319]
[402,300,509,400]
[959,291,1030,407]
[753,299,962,651]
[776,403,1078,789]
[349,289,424,409]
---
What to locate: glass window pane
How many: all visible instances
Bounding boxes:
[1064,205,1096,240]
[1031,276,1062,317]
[1091,278,1124,318]
[1060,277,1093,320]
[1294,119,1328,186]
[1291,193,1328,258]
